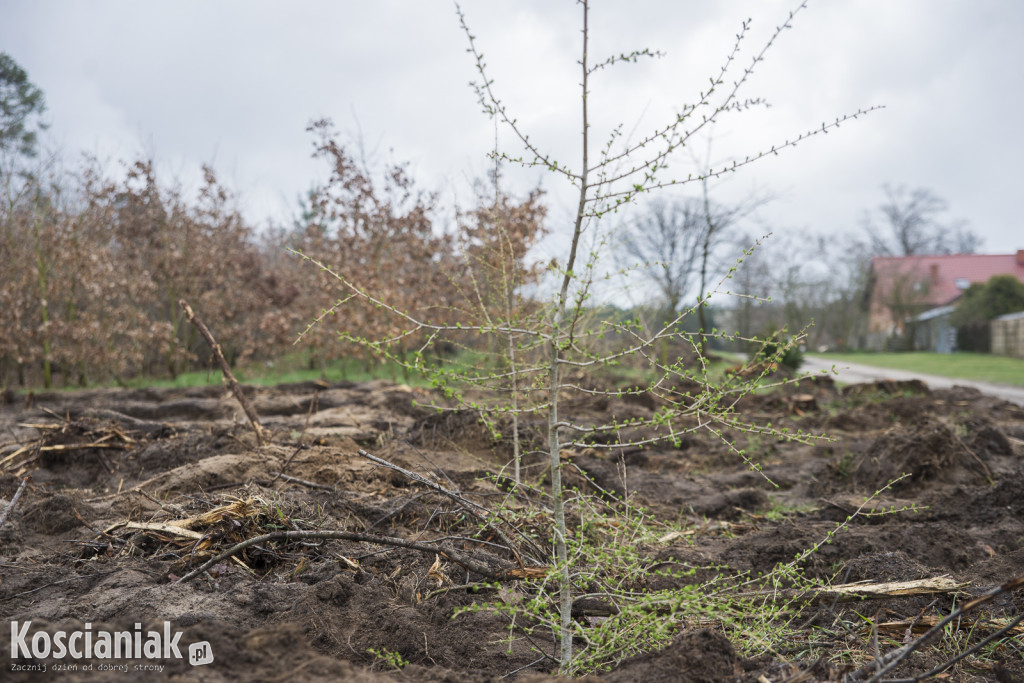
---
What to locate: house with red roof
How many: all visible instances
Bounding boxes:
[866,250,1024,351]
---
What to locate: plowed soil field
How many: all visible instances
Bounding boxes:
[2,376,1022,681]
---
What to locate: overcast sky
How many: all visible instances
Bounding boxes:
[4,0,1022,262]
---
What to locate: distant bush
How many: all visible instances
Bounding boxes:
[949,275,1024,354]
[951,275,1024,327]
[758,333,804,372]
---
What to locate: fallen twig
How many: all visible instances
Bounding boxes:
[9,569,119,599]
[72,506,105,536]
[357,447,489,515]
[269,445,307,486]
[277,473,334,490]
[64,408,172,437]
[878,613,1024,638]
[4,414,143,473]
[356,447,546,564]
[887,612,1024,682]
[0,475,31,530]
[719,577,968,607]
[83,472,173,503]
[797,577,967,605]
[501,655,550,679]
[0,446,33,469]
[574,576,969,623]
[951,430,993,482]
[121,521,205,540]
[847,573,1024,682]
[35,442,123,452]
[179,299,269,445]
[173,529,546,584]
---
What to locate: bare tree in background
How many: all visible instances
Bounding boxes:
[729,232,775,344]
[620,198,704,326]
[862,183,981,257]
[770,233,871,351]
[621,183,769,356]
[718,184,978,354]
[696,178,771,355]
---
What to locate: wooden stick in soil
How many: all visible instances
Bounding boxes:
[0,476,31,530]
[178,299,268,445]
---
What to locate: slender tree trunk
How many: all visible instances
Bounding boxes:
[167,297,181,379]
[32,203,52,388]
[502,252,523,485]
[697,259,709,357]
[545,3,590,672]
[698,180,716,358]
[508,324,521,485]
[546,330,571,671]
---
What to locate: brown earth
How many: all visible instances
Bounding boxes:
[1,376,1022,681]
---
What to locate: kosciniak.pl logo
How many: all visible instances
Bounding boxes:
[9,621,213,672]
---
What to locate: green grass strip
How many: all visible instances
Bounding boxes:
[816,351,1024,387]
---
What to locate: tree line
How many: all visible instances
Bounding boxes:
[1,50,990,389]
[0,53,546,388]
[0,147,547,389]
[618,179,984,354]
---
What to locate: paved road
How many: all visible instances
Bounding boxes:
[801,355,1024,407]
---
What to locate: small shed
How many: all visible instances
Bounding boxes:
[909,305,957,353]
[992,311,1024,358]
